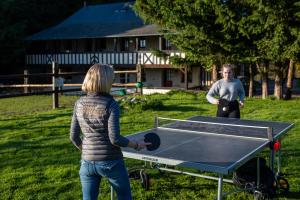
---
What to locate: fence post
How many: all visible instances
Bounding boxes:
[24,69,29,94]
[58,68,64,95]
[52,62,59,109]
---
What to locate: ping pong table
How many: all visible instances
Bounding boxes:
[121,116,293,200]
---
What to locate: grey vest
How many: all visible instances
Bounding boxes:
[71,93,128,161]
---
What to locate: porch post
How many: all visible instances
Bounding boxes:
[135,37,139,51]
[24,69,29,94]
[52,61,59,109]
[113,38,117,51]
[159,36,162,51]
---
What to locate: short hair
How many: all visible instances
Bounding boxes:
[82,64,114,94]
[222,63,235,71]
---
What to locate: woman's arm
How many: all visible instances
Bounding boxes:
[70,103,82,151]
[206,81,220,104]
[237,80,245,106]
[108,100,150,150]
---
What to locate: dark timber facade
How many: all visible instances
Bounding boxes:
[26,1,212,88]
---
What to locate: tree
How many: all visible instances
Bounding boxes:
[0,0,129,75]
[240,0,300,99]
[152,50,192,89]
[0,0,82,75]
[135,0,300,99]
[134,0,244,74]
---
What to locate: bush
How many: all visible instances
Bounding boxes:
[118,95,164,111]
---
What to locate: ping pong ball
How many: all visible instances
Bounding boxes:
[273,141,280,151]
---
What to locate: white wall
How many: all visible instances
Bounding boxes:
[143,67,202,88]
[177,67,201,88]
[144,69,162,87]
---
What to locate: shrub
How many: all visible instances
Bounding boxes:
[118,95,164,111]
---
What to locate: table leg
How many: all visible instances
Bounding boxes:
[217,175,223,200]
[257,157,260,189]
[111,186,114,200]
[270,148,275,173]
[277,141,282,175]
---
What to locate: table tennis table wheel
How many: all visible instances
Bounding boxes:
[140,170,150,190]
[128,170,140,180]
[253,190,265,200]
[276,176,289,195]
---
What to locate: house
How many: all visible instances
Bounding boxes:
[26,1,212,88]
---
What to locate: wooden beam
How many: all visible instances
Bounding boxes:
[0,83,139,88]
[114,70,138,74]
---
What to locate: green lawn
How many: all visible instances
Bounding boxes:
[0,91,299,200]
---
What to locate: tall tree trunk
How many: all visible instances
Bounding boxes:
[248,63,254,97]
[256,62,269,99]
[261,73,269,99]
[287,59,294,89]
[274,62,285,100]
[283,59,295,100]
[212,64,218,83]
[274,71,283,99]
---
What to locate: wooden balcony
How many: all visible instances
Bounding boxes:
[25,51,185,66]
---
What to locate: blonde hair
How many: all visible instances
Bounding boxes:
[82,64,114,94]
[222,63,235,71]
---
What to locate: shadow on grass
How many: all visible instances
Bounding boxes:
[0,136,79,169]
[277,191,300,199]
[284,150,300,157]
[130,168,217,191]
[0,112,72,131]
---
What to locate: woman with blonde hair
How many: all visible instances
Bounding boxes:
[206,64,245,118]
[70,64,149,200]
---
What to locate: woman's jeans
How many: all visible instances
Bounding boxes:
[79,159,132,200]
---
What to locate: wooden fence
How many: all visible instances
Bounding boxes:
[0,62,143,109]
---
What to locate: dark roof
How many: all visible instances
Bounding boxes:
[27,1,160,41]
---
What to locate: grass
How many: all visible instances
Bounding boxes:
[0,91,300,200]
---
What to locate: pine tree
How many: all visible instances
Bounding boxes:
[135,0,300,99]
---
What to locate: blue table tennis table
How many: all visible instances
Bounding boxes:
[121,116,293,200]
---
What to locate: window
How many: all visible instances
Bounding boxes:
[125,40,129,50]
[165,39,172,50]
[95,39,106,51]
[63,40,72,52]
[119,73,131,83]
[85,39,93,52]
[119,73,125,83]
[181,70,193,83]
[166,69,172,81]
[141,68,146,82]
[139,39,146,48]
[121,39,129,51]
[54,40,61,53]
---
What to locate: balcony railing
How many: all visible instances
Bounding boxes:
[25,51,185,66]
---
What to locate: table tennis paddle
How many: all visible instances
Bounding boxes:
[144,132,160,151]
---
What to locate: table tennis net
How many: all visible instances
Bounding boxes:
[157,117,272,139]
